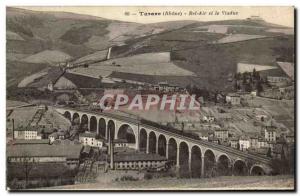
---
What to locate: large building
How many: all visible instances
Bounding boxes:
[214,129,229,141]
[264,126,277,142]
[13,126,42,140]
[7,143,83,166]
[110,152,168,171]
[79,132,104,148]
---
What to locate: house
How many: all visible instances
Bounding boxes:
[48,130,69,144]
[258,138,268,148]
[229,138,239,149]
[214,129,229,141]
[208,136,219,144]
[199,132,209,141]
[239,137,250,151]
[264,126,277,142]
[202,116,215,123]
[152,82,181,92]
[267,76,291,86]
[111,152,168,171]
[13,126,42,140]
[267,141,276,151]
[249,136,259,148]
[79,132,104,148]
[286,134,294,144]
[225,93,241,105]
[113,138,131,148]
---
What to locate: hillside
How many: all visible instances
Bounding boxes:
[6,7,197,88]
[7,7,294,92]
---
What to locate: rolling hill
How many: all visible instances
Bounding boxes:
[7,7,294,92]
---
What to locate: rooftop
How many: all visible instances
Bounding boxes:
[79,132,97,138]
[7,143,82,159]
[110,152,167,162]
[265,126,277,132]
[11,139,49,145]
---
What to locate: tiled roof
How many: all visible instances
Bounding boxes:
[111,152,167,162]
[7,143,82,159]
[12,139,49,145]
[79,132,97,138]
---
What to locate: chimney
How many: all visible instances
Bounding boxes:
[12,118,15,140]
[110,132,114,170]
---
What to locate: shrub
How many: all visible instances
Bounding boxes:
[144,173,153,180]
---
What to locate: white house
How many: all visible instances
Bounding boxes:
[14,126,42,140]
[264,126,277,142]
[226,93,241,105]
[239,138,250,151]
[79,132,104,148]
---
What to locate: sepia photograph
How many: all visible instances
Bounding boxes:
[5,5,295,191]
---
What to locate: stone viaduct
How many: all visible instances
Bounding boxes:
[55,106,272,177]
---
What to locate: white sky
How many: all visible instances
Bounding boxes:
[16,6,294,27]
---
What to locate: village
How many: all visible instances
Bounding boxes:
[5,7,295,190]
[6,59,295,188]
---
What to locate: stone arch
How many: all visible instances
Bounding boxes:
[217,154,231,176]
[80,114,89,132]
[139,128,147,152]
[168,138,177,165]
[89,116,97,132]
[72,112,80,124]
[107,120,115,140]
[233,160,248,176]
[98,118,106,138]
[158,135,167,157]
[148,131,157,154]
[179,141,189,177]
[117,124,136,143]
[250,165,266,176]
[63,111,71,121]
[191,145,202,178]
[204,149,216,178]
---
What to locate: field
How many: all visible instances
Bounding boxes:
[22,50,73,64]
[6,7,294,91]
[72,50,108,64]
[18,68,49,87]
[237,63,278,73]
[7,30,24,41]
[217,34,267,44]
[40,175,294,190]
[80,52,195,76]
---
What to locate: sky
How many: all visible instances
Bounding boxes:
[16,6,294,27]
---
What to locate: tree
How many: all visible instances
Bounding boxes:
[267,147,272,158]
[19,154,36,188]
[256,81,263,93]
